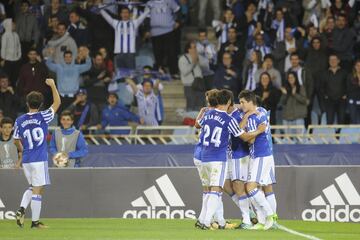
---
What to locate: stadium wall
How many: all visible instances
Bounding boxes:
[1,167,360,222]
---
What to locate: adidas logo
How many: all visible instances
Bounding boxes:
[0,197,15,220]
[302,173,360,222]
[123,174,196,219]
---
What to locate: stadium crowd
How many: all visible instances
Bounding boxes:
[0,0,359,134]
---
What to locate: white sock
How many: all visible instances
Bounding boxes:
[238,195,251,225]
[198,192,208,224]
[204,192,220,227]
[248,188,273,218]
[20,187,33,209]
[231,193,240,208]
[214,194,225,226]
[265,192,277,214]
[31,194,42,222]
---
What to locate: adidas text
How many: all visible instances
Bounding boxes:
[123,206,196,219]
[302,205,360,222]
[0,198,15,220]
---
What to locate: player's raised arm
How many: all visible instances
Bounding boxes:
[45,78,61,113]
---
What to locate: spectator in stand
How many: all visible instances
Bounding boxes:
[330,0,356,21]
[287,52,313,127]
[280,71,307,135]
[98,47,114,76]
[213,8,239,48]
[354,10,360,59]
[44,15,59,44]
[43,0,68,31]
[273,27,305,74]
[270,8,291,43]
[45,48,92,114]
[320,54,347,125]
[196,28,217,90]
[43,22,78,63]
[242,50,261,91]
[0,75,18,120]
[347,60,360,124]
[76,2,114,54]
[83,52,112,112]
[0,117,18,169]
[303,23,326,50]
[66,89,100,131]
[254,54,282,89]
[332,14,356,72]
[198,0,221,27]
[49,110,88,168]
[237,2,257,40]
[1,18,21,88]
[100,5,149,71]
[246,32,271,61]
[214,52,241,101]
[246,21,272,50]
[101,93,143,134]
[126,78,161,126]
[178,41,204,111]
[254,72,281,126]
[15,0,40,60]
[302,0,328,27]
[320,16,335,51]
[305,37,328,119]
[68,10,90,48]
[147,0,180,77]
[218,27,245,67]
[17,49,50,111]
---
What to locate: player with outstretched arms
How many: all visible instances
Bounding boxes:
[14,79,61,229]
[238,90,276,230]
[195,89,263,230]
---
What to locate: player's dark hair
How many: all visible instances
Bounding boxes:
[57,21,67,29]
[205,89,218,107]
[60,110,74,121]
[216,89,232,105]
[290,52,300,59]
[225,89,234,106]
[107,92,119,100]
[0,117,13,127]
[26,91,44,110]
[238,90,257,104]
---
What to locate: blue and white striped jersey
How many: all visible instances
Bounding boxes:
[13,108,55,163]
[198,109,244,162]
[246,107,272,158]
[230,108,250,159]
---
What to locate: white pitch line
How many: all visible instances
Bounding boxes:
[278,224,322,240]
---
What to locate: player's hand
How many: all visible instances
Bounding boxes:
[45,78,56,87]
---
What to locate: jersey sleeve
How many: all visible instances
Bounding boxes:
[40,107,55,124]
[228,117,244,137]
[13,119,20,139]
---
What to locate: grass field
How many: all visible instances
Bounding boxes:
[1,219,360,240]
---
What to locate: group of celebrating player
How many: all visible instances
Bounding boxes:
[193,89,278,230]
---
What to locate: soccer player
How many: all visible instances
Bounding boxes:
[196,89,263,230]
[0,117,19,169]
[14,78,61,228]
[238,90,276,230]
[194,89,218,228]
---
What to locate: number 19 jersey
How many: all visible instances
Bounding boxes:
[198,109,244,162]
[13,108,55,163]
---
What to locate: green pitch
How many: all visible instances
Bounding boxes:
[1,219,359,240]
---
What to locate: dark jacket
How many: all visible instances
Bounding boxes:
[0,90,18,120]
[286,67,313,100]
[346,74,360,102]
[272,38,305,74]
[17,61,49,97]
[68,21,90,47]
[66,102,100,129]
[214,64,241,99]
[218,39,245,67]
[254,83,281,125]
[83,65,111,106]
[304,47,328,91]
[320,68,347,101]
[332,27,356,61]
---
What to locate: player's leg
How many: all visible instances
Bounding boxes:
[202,161,227,229]
[194,158,209,227]
[213,159,231,225]
[16,164,33,227]
[246,157,274,230]
[262,157,278,227]
[231,156,252,228]
[30,161,50,229]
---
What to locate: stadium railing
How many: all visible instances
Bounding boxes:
[48,125,360,145]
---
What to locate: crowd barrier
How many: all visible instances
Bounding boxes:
[49,125,360,145]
